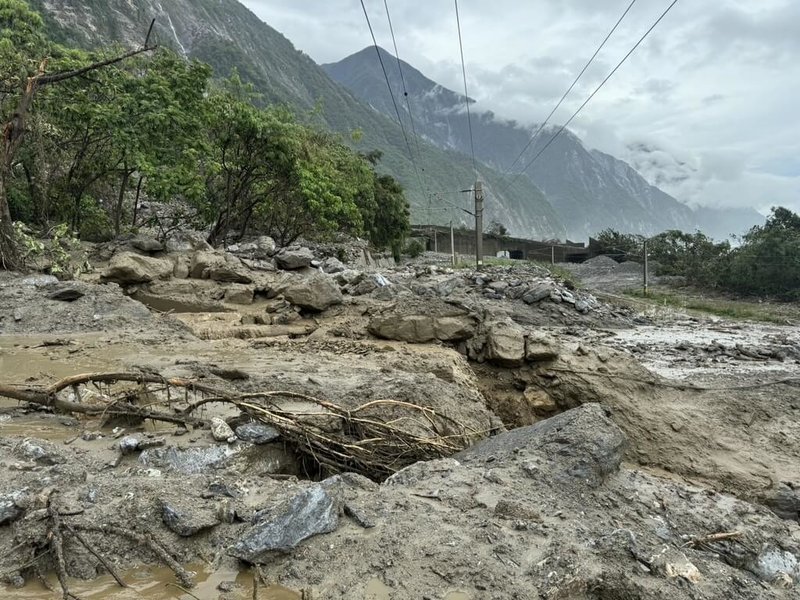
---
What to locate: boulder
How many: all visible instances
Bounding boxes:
[368,314,476,343]
[165,231,212,253]
[256,236,277,257]
[282,274,343,312]
[130,235,164,254]
[47,286,84,302]
[161,499,220,536]
[229,484,338,561]
[236,423,281,445]
[320,256,346,273]
[523,387,558,413]
[522,282,553,304]
[456,403,625,488]
[764,483,800,521]
[485,320,526,367]
[101,252,174,284]
[224,284,254,305]
[190,251,252,284]
[275,247,314,270]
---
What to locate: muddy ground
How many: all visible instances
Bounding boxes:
[0,240,798,599]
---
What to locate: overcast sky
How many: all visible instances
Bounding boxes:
[240,0,800,214]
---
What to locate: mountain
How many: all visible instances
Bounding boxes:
[29,0,566,240]
[323,46,734,240]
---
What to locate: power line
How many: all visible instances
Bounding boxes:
[382,0,423,162]
[454,0,477,176]
[359,0,425,192]
[503,0,638,177]
[504,0,680,195]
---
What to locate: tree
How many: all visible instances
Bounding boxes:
[0,0,155,268]
[648,230,730,285]
[721,207,800,298]
[591,228,644,260]
[486,220,509,238]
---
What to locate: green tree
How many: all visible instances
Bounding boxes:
[591,228,644,260]
[647,230,730,285]
[722,207,800,298]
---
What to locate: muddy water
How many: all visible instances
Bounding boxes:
[364,578,469,599]
[0,413,78,441]
[4,565,301,599]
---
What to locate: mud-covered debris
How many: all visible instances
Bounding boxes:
[130,235,164,254]
[161,498,221,537]
[484,319,526,367]
[235,423,280,445]
[47,286,85,302]
[15,438,66,465]
[229,484,338,561]
[764,483,800,521]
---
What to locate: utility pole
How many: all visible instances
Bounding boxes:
[434,229,438,253]
[551,245,555,265]
[474,180,484,269]
[450,220,456,266]
[643,239,649,296]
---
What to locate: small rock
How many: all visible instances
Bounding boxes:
[0,493,24,525]
[161,499,220,536]
[118,436,141,454]
[235,423,280,445]
[210,417,236,443]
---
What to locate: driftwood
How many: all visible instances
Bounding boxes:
[0,371,482,479]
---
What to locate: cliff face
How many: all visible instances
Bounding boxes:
[31,0,566,240]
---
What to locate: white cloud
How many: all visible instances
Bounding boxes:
[240,0,800,213]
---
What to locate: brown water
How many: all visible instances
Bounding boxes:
[3,565,301,599]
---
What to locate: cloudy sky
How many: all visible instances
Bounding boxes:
[240,0,800,214]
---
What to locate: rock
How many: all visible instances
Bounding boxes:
[0,493,24,525]
[16,438,65,465]
[224,284,254,305]
[161,499,220,536]
[165,231,212,253]
[488,281,508,292]
[522,283,553,304]
[130,235,164,254]
[21,275,59,287]
[368,314,475,343]
[321,256,346,273]
[749,548,800,582]
[575,299,590,313]
[334,269,362,285]
[139,445,239,475]
[119,436,141,454]
[47,287,84,302]
[764,483,800,521]
[101,252,174,284]
[456,404,625,488]
[523,387,557,412]
[351,274,391,296]
[190,251,252,284]
[256,236,277,257]
[229,484,338,561]
[211,417,236,443]
[235,423,281,445]
[275,247,314,270]
[525,332,560,362]
[561,290,576,304]
[485,320,526,367]
[282,274,343,312]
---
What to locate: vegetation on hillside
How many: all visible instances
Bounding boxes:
[0,0,410,269]
[594,207,800,299]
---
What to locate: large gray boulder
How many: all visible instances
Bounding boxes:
[456,403,626,488]
[101,252,174,284]
[140,445,239,475]
[190,251,252,284]
[485,320,526,367]
[228,484,338,562]
[130,235,164,254]
[282,274,343,312]
[275,247,314,270]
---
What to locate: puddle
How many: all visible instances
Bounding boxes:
[0,414,77,442]
[365,578,392,599]
[2,565,301,599]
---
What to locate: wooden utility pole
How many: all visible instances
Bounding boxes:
[643,239,649,296]
[551,245,555,265]
[450,220,455,266]
[474,181,483,268]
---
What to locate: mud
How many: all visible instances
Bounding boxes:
[1,244,799,599]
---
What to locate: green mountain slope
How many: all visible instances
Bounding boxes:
[31,0,566,240]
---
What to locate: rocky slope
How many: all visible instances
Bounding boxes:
[30,0,566,240]
[324,46,751,240]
